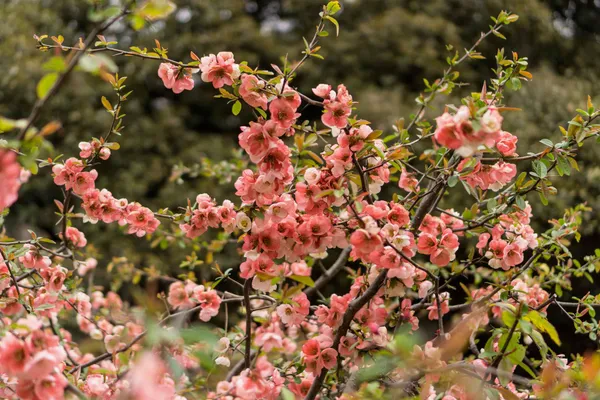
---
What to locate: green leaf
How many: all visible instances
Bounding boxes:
[326,1,341,15]
[525,310,561,345]
[42,56,67,72]
[232,100,242,116]
[532,160,547,179]
[324,15,340,36]
[281,388,295,400]
[447,175,458,187]
[36,73,58,99]
[289,275,315,287]
[529,329,548,358]
[136,0,177,21]
[255,107,267,119]
[501,310,516,327]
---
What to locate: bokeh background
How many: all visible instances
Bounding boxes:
[2,0,600,355]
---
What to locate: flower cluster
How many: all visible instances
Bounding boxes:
[0,317,68,399]
[434,106,517,157]
[458,158,517,192]
[53,157,160,237]
[313,83,354,130]
[476,203,538,270]
[166,280,221,322]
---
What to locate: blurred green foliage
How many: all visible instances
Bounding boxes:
[2,0,600,286]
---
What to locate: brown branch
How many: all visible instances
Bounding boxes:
[17,9,130,141]
[304,269,389,400]
[243,279,253,369]
[304,247,352,297]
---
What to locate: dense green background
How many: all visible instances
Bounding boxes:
[2,0,600,354]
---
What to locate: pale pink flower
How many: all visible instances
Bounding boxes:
[77,258,97,276]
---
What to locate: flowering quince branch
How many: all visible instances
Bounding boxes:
[5,2,600,400]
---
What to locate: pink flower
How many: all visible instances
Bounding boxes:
[158,62,195,94]
[52,157,84,188]
[0,334,29,375]
[64,226,87,248]
[301,339,338,375]
[83,374,109,397]
[427,292,450,320]
[16,372,67,400]
[70,170,98,195]
[126,352,179,400]
[0,150,24,211]
[167,281,195,310]
[312,84,332,98]
[350,229,383,258]
[77,258,97,276]
[434,112,462,149]
[495,130,518,156]
[19,245,51,271]
[321,84,353,129]
[200,52,240,89]
[399,169,420,192]
[503,242,524,267]
[22,349,65,379]
[276,293,310,326]
[78,141,93,158]
[417,232,438,255]
[125,203,160,237]
[239,74,268,109]
[269,98,300,130]
[99,147,111,160]
[192,285,222,322]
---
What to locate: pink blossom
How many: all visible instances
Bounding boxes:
[269,98,300,130]
[77,258,97,276]
[200,52,240,89]
[239,74,268,109]
[18,245,51,271]
[301,339,338,375]
[434,112,462,149]
[158,62,195,94]
[495,130,518,156]
[321,84,353,129]
[125,203,160,237]
[0,150,24,211]
[192,285,222,322]
[64,226,87,248]
[0,334,29,375]
[427,292,450,320]
[312,84,332,98]
[399,169,420,192]
[276,292,309,326]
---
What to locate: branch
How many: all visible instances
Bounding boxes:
[304,247,352,297]
[243,279,252,369]
[17,8,130,140]
[304,269,389,400]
